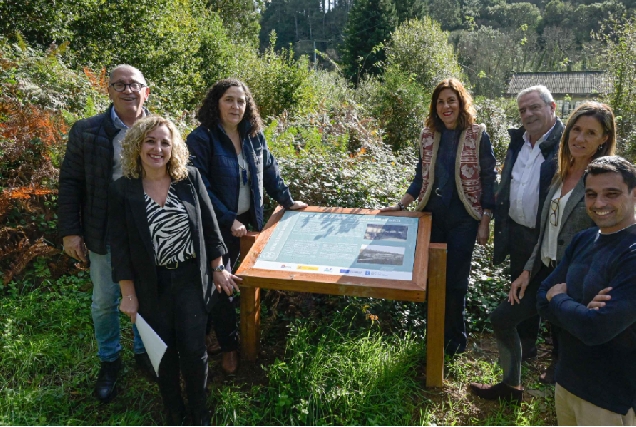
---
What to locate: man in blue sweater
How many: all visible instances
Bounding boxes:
[537,156,636,425]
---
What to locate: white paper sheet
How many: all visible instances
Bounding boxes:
[135,313,167,377]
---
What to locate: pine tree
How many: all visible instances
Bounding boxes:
[393,0,426,23]
[339,0,398,84]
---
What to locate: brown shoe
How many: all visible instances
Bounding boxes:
[469,382,523,404]
[540,358,557,385]
[221,350,239,375]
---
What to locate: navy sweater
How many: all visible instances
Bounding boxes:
[537,225,636,415]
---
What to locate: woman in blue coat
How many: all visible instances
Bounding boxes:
[186,78,306,374]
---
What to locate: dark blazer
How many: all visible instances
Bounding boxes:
[493,118,564,265]
[58,105,119,254]
[186,123,294,232]
[524,176,594,279]
[109,167,227,326]
[58,104,151,254]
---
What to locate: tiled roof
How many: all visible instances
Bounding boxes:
[507,71,611,96]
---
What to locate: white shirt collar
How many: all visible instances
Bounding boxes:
[523,121,557,148]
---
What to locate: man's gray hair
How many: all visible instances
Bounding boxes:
[108,64,146,85]
[516,85,555,105]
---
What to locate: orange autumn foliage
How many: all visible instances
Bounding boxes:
[83,66,108,95]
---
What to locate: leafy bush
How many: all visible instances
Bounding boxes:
[359,17,465,152]
[358,70,428,152]
[383,17,464,92]
[598,17,636,162]
[467,243,510,333]
[474,96,519,167]
[265,102,416,211]
[0,39,108,285]
[237,34,317,119]
[0,38,108,116]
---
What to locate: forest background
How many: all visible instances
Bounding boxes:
[2,0,636,424]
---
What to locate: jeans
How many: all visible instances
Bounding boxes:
[490,263,553,386]
[89,249,145,362]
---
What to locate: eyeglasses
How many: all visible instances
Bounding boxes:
[109,82,146,92]
[549,196,563,227]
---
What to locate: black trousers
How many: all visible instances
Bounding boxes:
[508,218,541,352]
[490,263,553,385]
[206,212,251,352]
[155,259,208,418]
[426,195,480,355]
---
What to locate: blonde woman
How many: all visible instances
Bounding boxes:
[109,115,240,424]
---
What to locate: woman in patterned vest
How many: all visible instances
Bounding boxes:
[109,116,240,424]
[381,78,497,355]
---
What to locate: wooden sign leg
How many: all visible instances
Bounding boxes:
[240,286,260,361]
[239,232,261,362]
[426,243,447,388]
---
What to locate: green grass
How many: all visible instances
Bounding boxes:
[0,275,557,425]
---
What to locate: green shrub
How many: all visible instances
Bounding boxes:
[265,103,416,212]
[358,17,465,152]
[236,33,317,119]
[599,17,636,162]
[467,243,510,333]
[0,38,108,116]
[384,18,464,92]
[358,69,428,152]
[474,96,519,166]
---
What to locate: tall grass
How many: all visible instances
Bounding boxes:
[0,273,162,425]
[212,308,426,425]
[1,274,556,425]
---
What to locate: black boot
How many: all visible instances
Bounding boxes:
[94,358,121,403]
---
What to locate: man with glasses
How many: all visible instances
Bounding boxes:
[537,156,636,425]
[58,64,154,403]
[493,85,563,379]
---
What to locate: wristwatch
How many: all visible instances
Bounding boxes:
[483,211,494,220]
[213,264,226,272]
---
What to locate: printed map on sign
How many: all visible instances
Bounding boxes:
[254,211,419,280]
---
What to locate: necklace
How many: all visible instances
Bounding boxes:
[237,151,249,186]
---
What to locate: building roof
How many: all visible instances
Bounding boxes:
[506,71,611,96]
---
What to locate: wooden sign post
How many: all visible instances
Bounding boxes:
[236,206,447,388]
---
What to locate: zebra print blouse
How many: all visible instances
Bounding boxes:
[144,184,195,266]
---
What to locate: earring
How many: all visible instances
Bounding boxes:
[597,144,604,152]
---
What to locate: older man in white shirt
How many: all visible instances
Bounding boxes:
[492,85,563,381]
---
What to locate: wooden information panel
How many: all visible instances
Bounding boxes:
[236,206,447,387]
